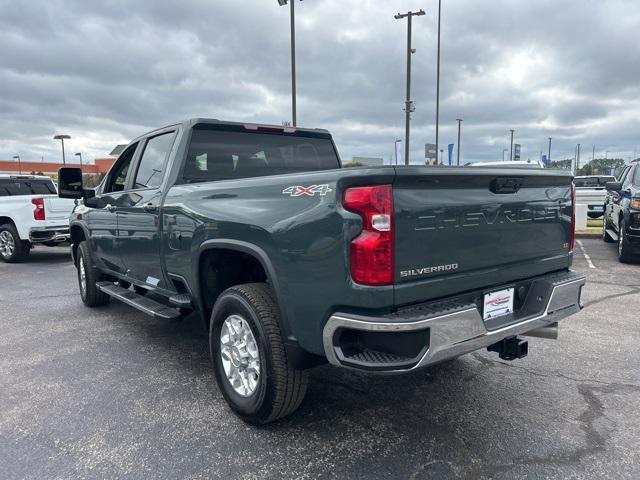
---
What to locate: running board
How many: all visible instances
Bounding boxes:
[606,228,619,241]
[97,282,181,320]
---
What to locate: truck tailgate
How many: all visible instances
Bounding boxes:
[43,195,75,222]
[393,167,573,306]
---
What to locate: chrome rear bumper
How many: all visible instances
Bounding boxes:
[323,270,585,372]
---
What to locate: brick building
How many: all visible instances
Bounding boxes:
[0,158,115,176]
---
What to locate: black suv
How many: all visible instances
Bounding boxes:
[603,160,640,262]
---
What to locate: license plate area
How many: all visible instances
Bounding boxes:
[483,287,515,321]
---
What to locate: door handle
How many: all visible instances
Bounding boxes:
[106,204,117,212]
[143,203,158,213]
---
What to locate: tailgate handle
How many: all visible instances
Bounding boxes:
[490,177,523,194]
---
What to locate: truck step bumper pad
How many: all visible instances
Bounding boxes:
[97,282,180,320]
[323,270,585,372]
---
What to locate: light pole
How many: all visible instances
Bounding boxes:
[395,9,425,166]
[53,134,71,165]
[74,152,83,173]
[502,148,508,161]
[439,149,444,165]
[456,118,463,166]
[548,137,552,163]
[277,0,302,127]
[509,129,515,161]
[576,143,581,174]
[435,0,442,163]
[12,155,21,174]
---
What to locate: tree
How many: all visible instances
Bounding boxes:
[549,159,572,169]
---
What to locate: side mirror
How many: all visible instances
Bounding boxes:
[58,167,84,199]
[605,181,622,192]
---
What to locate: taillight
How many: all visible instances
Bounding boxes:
[569,183,576,253]
[343,185,394,285]
[32,197,46,221]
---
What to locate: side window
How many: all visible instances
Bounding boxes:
[133,132,176,189]
[105,143,138,193]
[622,166,634,189]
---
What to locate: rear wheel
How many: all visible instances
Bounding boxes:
[210,283,308,425]
[77,241,110,306]
[0,223,29,263]
[618,218,636,263]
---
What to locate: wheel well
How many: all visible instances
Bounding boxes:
[199,248,268,319]
[0,216,15,228]
[70,225,86,261]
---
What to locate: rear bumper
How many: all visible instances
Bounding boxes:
[29,226,70,243]
[323,270,585,372]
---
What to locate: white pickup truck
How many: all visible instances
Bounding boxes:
[574,175,616,218]
[0,174,76,262]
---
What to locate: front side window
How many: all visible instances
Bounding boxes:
[623,166,635,189]
[105,143,138,193]
[134,132,176,189]
[183,129,340,183]
[633,166,640,186]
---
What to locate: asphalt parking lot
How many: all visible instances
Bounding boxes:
[1,239,639,479]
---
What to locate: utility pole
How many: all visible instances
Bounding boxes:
[509,129,515,161]
[548,137,552,163]
[592,145,595,161]
[576,143,581,174]
[395,9,426,166]
[434,0,442,163]
[456,118,463,166]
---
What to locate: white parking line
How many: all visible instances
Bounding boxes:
[576,239,596,269]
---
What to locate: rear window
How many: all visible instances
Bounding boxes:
[183,129,340,183]
[574,176,615,187]
[0,178,57,196]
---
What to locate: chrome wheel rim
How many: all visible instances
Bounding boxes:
[79,255,87,296]
[220,314,260,397]
[0,230,15,258]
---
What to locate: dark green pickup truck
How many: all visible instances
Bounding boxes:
[58,118,585,424]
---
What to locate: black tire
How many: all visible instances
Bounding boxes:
[618,218,636,263]
[210,283,308,425]
[77,241,110,307]
[118,280,132,289]
[0,223,30,263]
[602,217,615,243]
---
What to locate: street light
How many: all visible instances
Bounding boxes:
[509,129,515,161]
[12,155,21,174]
[395,9,426,166]
[74,152,83,172]
[394,139,402,165]
[456,118,463,166]
[434,0,442,165]
[53,134,71,164]
[276,0,303,127]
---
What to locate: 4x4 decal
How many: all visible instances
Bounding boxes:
[282,184,333,197]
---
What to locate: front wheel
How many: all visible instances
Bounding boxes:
[77,241,110,306]
[618,218,636,263]
[602,217,615,243]
[210,283,308,425]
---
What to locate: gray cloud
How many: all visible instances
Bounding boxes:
[1,0,639,166]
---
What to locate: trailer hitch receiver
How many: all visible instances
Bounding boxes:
[487,336,528,361]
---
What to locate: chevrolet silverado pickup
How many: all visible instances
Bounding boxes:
[58,118,585,424]
[0,174,74,262]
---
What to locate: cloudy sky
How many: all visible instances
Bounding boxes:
[1,0,639,166]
